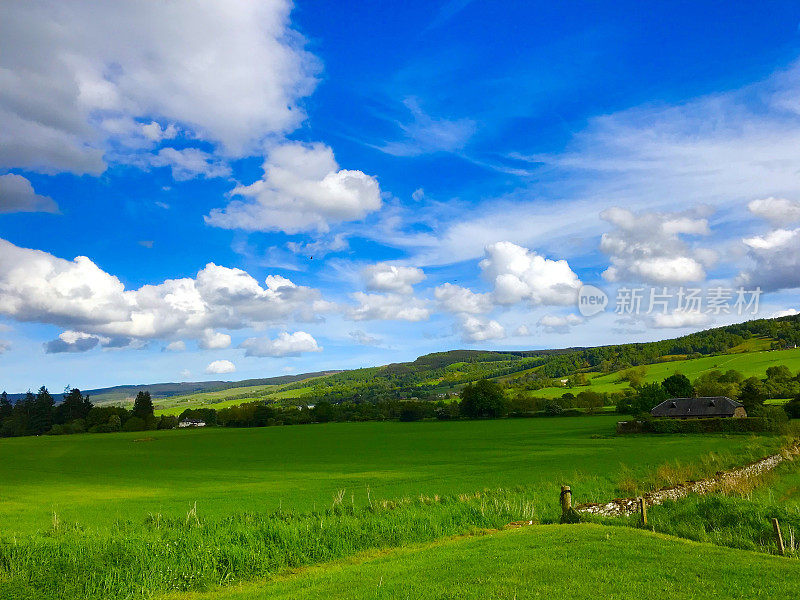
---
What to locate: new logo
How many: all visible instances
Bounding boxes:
[577,285,608,317]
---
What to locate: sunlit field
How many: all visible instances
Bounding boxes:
[0,416,781,535]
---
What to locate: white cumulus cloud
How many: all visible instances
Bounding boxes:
[363,263,425,295]
[348,293,430,322]
[600,207,714,284]
[205,359,235,374]
[199,329,231,350]
[239,331,321,357]
[480,241,581,306]
[0,0,318,174]
[206,142,382,233]
[434,283,492,314]
[748,197,800,225]
[0,237,332,348]
[457,315,505,342]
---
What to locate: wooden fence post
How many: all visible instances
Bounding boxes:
[638,497,647,526]
[560,485,572,516]
[772,518,786,556]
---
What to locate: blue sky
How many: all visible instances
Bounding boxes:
[2,0,800,393]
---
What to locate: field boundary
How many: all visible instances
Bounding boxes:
[577,440,800,517]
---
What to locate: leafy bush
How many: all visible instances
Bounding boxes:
[122,416,146,432]
[784,397,800,419]
[630,382,668,414]
[544,402,563,415]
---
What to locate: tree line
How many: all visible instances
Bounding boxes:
[614,367,800,422]
[0,389,177,437]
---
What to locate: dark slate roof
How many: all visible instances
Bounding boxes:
[650,396,743,418]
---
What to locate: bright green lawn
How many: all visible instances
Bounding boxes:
[168,524,800,600]
[0,416,781,535]
[528,347,800,398]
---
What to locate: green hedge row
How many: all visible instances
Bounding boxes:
[643,417,774,434]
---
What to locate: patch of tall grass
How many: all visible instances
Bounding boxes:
[615,447,764,497]
[639,495,800,556]
[0,488,537,600]
[601,453,800,557]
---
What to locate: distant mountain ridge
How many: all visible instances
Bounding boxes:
[6,371,341,404]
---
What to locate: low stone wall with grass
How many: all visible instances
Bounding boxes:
[578,442,800,518]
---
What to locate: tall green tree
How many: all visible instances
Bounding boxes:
[56,387,93,424]
[459,379,507,418]
[132,391,154,420]
[31,386,55,434]
[766,365,792,381]
[738,377,766,414]
[693,370,740,399]
[11,391,34,436]
[631,382,668,415]
[662,373,693,398]
[0,391,12,420]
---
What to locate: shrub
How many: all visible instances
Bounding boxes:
[544,401,563,416]
[158,415,179,429]
[751,405,789,429]
[107,414,122,432]
[784,397,800,419]
[122,416,146,432]
[643,417,775,434]
[47,424,65,435]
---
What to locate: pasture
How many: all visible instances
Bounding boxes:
[0,416,782,535]
[526,347,800,399]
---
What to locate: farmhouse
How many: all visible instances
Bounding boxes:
[178,418,206,428]
[650,396,747,419]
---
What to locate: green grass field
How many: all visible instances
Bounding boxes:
[0,416,782,535]
[165,524,800,600]
[526,347,800,398]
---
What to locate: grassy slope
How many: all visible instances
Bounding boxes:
[169,525,800,600]
[152,347,800,414]
[153,382,324,415]
[526,347,800,398]
[154,384,280,415]
[751,455,800,509]
[0,416,781,535]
